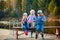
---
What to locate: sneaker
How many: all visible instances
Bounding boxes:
[41,33,44,40]
[40,32,44,37]
[25,31,28,36]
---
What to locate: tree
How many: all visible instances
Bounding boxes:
[54,0,60,7]
[0,1,4,10]
[37,0,51,16]
[54,0,60,16]
[48,0,60,17]
[15,0,22,18]
[0,1,5,20]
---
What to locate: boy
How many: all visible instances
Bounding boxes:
[35,10,46,40]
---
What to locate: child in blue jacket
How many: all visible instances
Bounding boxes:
[35,10,46,40]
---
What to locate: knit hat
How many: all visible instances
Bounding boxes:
[37,10,43,14]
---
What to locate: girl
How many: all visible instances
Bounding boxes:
[28,9,36,38]
[21,13,29,36]
[35,10,46,40]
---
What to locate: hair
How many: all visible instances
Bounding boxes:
[30,9,35,14]
[22,13,28,19]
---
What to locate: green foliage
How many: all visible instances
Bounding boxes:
[54,0,60,7]
[48,0,60,16]
[55,7,60,15]
[0,0,60,20]
[37,0,51,14]
[37,0,46,10]
[0,1,4,10]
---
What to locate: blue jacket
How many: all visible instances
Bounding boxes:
[37,15,46,25]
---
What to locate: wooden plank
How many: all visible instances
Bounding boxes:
[13,26,60,29]
[45,26,60,28]
[13,27,22,29]
[12,26,60,39]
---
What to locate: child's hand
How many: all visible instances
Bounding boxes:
[41,19,44,21]
[22,21,24,24]
[21,20,24,24]
[32,21,34,23]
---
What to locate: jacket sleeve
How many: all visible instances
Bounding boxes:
[33,16,37,22]
[21,18,24,24]
[42,16,46,22]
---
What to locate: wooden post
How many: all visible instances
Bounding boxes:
[56,28,60,37]
[58,28,60,37]
[56,29,59,37]
[16,28,18,39]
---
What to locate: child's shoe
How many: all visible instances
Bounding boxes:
[25,31,28,36]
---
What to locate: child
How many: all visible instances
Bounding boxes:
[28,9,36,38]
[35,10,46,40]
[21,13,29,36]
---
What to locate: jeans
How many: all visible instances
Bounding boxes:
[36,24,44,33]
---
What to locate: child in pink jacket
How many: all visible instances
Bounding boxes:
[28,9,36,38]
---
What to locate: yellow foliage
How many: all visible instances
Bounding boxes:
[48,0,55,13]
[53,6,57,16]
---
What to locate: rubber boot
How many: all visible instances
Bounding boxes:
[35,31,38,39]
[41,32,44,40]
[30,31,33,38]
[35,34,38,39]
